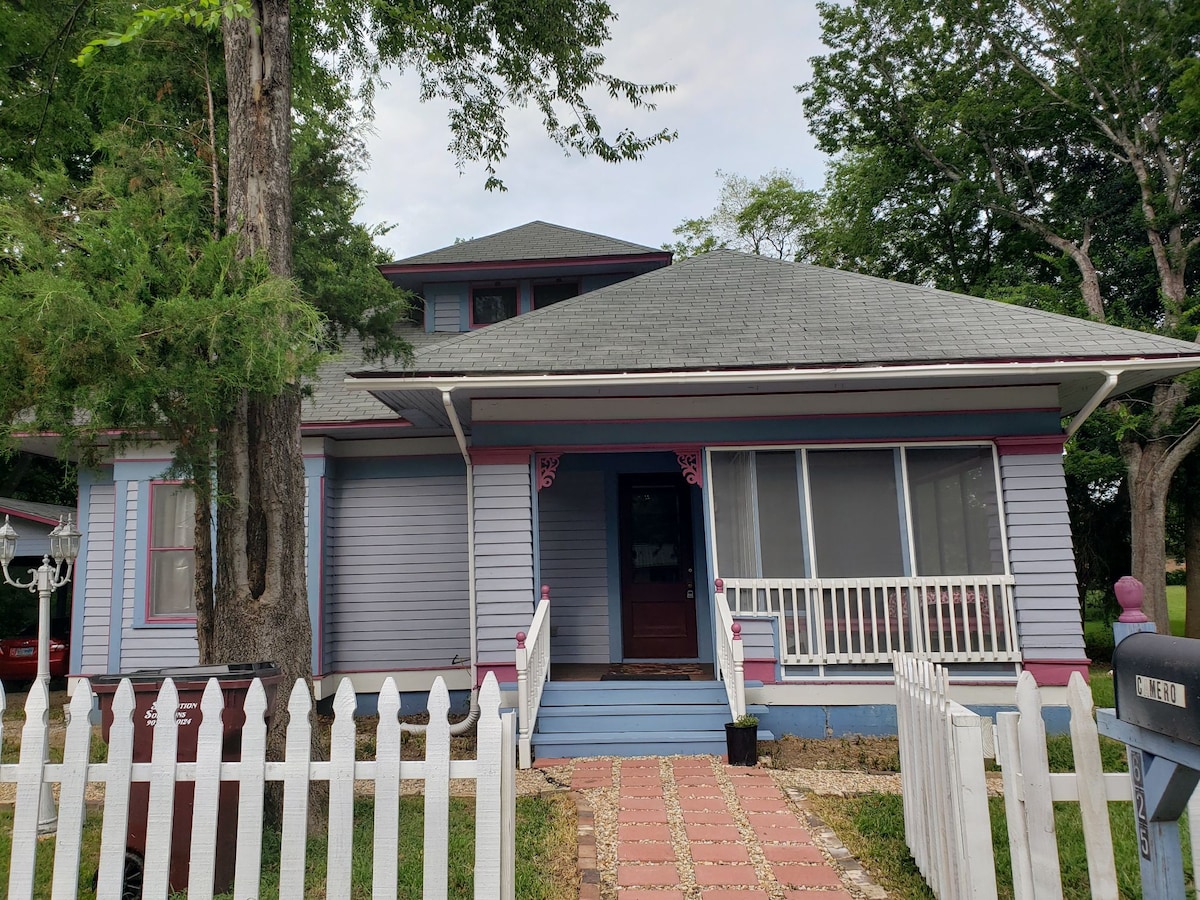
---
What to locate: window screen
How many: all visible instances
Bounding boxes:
[807,449,905,577]
[907,447,1004,575]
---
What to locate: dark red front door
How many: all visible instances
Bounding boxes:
[619,474,698,659]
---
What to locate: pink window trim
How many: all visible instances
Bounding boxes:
[146,480,197,624]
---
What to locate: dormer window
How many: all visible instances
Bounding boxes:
[471,285,518,326]
[533,281,579,309]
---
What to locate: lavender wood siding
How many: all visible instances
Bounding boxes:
[733,615,776,661]
[431,290,464,332]
[78,481,115,674]
[474,464,535,664]
[538,471,609,664]
[999,451,1085,660]
[120,482,199,669]
[326,474,470,670]
[323,475,335,674]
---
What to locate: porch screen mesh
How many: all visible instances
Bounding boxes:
[807,449,905,578]
[907,447,1004,575]
[711,451,757,577]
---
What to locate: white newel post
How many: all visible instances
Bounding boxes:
[732,622,746,720]
[516,630,531,769]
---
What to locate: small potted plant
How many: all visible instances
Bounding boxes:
[725,713,759,766]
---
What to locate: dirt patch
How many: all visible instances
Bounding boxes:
[763,734,901,773]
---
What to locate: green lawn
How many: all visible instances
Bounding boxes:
[808,793,1192,900]
[1168,584,1187,636]
[0,794,578,900]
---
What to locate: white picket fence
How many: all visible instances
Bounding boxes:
[1,672,516,900]
[896,657,1200,900]
[997,670,1200,900]
[893,652,997,900]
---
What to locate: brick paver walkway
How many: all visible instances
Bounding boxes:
[575,757,855,899]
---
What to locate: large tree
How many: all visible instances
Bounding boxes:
[666,169,821,261]
[8,0,673,759]
[802,0,1200,629]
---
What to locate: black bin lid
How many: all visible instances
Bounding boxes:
[91,661,280,685]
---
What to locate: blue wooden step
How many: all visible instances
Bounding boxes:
[529,679,772,760]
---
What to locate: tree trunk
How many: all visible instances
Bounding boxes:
[1186,475,1200,639]
[1125,440,1173,631]
[194,0,312,770]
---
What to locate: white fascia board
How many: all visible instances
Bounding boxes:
[344,357,1199,394]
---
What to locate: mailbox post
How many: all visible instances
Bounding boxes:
[1097,577,1200,899]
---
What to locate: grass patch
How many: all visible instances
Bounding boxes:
[1168,584,1186,636]
[808,793,1193,899]
[0,793,577,899]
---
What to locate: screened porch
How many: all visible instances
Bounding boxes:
[708,444,1022,668]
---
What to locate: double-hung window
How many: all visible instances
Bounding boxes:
[148,483,196,619]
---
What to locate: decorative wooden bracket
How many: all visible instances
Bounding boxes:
[536,454,561,491]
[675,449,702,488]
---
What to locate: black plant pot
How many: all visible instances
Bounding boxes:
[725,723,758,766]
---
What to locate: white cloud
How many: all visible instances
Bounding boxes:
[355,0,830,259]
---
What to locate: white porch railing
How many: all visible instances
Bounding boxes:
[720,575,1019,666]
[713,578,747,720]
[2,673,515,900]
[515,585,551,770]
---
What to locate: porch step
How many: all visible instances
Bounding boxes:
[530,680,773,760]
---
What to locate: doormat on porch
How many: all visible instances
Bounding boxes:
[600,663,711,681]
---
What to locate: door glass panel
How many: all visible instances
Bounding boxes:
[629,484,683,585]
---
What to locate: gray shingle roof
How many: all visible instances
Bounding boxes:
[304,329,458,423]
[384,221,665,267]
[0,497,75,523]
[371,251,1200,376]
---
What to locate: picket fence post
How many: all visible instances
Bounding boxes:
[1066,672,1118,900]
[234,678,269,900]
[373,677,403,900]
[892,652,995,900]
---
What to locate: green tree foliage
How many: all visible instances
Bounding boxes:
[666,170,821,260]
[802,0,1200,628]
[0,140,325,469]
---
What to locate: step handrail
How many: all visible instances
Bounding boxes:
[516,585,551,769]
[714,578,747,720]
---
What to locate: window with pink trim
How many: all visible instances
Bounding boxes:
[148,483,196,619]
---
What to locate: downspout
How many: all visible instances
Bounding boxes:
[400,388,480,736]
[1066,371,1122,439]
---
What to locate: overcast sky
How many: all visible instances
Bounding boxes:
[355,1,832,261]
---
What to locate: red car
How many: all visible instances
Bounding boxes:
[0,618,69,688]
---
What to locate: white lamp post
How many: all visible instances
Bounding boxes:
[0,513,80,834]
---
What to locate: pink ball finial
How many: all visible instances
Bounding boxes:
[715,578,724,590]
[516,631,527,649]
[541,585,551,601]
[731,622,742,641]
[1115,576,1149,623]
